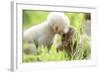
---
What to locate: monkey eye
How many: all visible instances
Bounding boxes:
[52,24,55,26]
[62,34,65,37]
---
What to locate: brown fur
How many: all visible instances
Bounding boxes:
[57,27,77,54]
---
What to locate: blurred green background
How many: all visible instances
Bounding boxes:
[23,10,48,30]
[23,10,91,62]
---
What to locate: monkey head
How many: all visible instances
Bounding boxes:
[61,27,76,49]
[47,12,70,34]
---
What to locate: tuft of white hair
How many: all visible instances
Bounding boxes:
[47,12,70,27]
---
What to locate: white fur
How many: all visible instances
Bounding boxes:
[47,12,70,27]
[23,12,70,47]
[53,34,62,48]
[24,21,54,47]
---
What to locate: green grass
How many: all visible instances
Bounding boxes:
[22,10,91,62]
[23,32,91,62]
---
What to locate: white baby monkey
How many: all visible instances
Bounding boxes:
[23,12,70,48]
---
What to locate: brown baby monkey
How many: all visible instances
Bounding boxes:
[56,27,77,54]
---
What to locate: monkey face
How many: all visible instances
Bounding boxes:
[52,24,64,34]
[47,12,70,34]
[62,33,69,48]
[61,27,76,48]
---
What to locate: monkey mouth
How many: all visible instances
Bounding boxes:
[64,45,68,48]
[62,41,68,48]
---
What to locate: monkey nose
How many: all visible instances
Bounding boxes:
[56,27,58,31]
